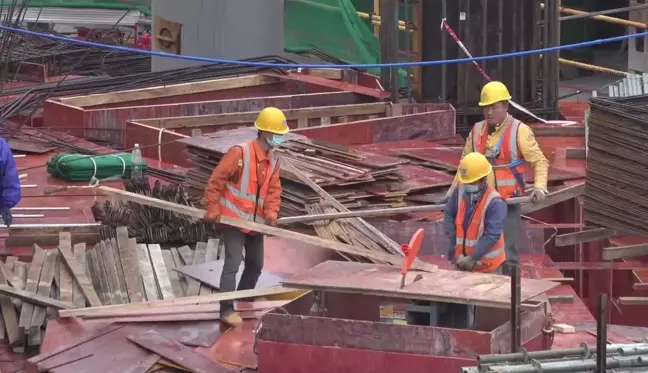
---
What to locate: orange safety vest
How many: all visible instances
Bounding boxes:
[220,141,278,233]
[454,185,505,273]
[471,118,525,199]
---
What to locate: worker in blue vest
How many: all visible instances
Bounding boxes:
[0,137,20,227]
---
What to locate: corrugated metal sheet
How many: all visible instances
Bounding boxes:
[2,7,147,26]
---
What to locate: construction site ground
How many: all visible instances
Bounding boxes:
[0,68,646,372]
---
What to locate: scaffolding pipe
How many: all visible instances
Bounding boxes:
[478,343,648,364]
[558,57,629,77]
[541,3,648,29]
[560,4,648,22]
[477,355,648,373]
[619,346,648,357]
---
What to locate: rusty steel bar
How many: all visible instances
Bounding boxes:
[478,343,648,364]
[597,293,608,373]
[511,265,521,353]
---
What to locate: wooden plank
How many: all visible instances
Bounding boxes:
[110,237,129,303]
[177,246,194,265]
[5,232,100,247]
[283,261,559,309]
[175,261,287,290]
[554,228,617,247]
[0,286,74,309]
[156,102,387,129]
[31,249,59,330]
[61,75,281,107]
[161,249,184,298]
[603,244,648,260]
[0,264,19,345]
[87,248,107,305]
[186,243,207,296]
[58,287,299,318]
[11,261,27,308]
[117,228,144,303]
[532,126,585,137]
[19,246,45,331]
[72,243,87,307]
[127,330,229,373]
[136,244,160,302]
[521,182,586,214]
[566,147,586,159]
[148,244,175,300]
[57,244,102,307]
[170,247,188,294]
[100,240,125,304]
[58,233,74,304]
[617,297,648,306]
[97,186,437,272]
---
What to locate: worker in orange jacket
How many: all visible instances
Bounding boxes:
[204,107,288,327]
[442,152,506,329]
[443,81,549,275]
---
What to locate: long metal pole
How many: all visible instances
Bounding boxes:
[479,355,648,373]
[277,196,532,225]
[511,265,521,353]
[597,293,608,373]
[478,343,648,364]
[560,4,648,22]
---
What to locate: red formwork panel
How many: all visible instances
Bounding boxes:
[293,109,456,145]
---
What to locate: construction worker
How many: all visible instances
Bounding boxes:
[443,81,549,275]
[0,137,20,227]
[203,107,288,327]
[441,152,506,330]
[443,152,507,274]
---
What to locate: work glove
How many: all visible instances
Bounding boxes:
[266,213,277,227]
[456,255,477,271]
[530,189,547,204]
[204,205,221,222]
[1,210,12,228]
[437,192,451,205]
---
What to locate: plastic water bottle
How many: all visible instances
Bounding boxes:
[131,143,143,179]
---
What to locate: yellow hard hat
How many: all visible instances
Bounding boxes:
[254,107,289,135]
[478,81,512,107]
[457,152,492,184]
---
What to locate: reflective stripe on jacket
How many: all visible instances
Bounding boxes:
[454,186,505,273]
[472,118,525,199]
[220,141,278,232]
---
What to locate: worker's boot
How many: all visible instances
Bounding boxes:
[222,311,243,327]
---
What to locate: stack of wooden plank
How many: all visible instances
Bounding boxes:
[0,227,291,359]
[585,97,648,235]
[179,127,410,216]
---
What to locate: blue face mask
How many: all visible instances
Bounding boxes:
[267,134,284,149]
[463,184,480,194]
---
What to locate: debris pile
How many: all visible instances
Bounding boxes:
[92,178,212,244]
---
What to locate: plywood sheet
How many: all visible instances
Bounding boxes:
[175,260,290,290]
[282,261,559,308]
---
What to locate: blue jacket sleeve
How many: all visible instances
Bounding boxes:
[471,197,507,261]
[0,139,21,211]
[443,188,459,262]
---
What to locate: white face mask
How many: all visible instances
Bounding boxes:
[463,184,480,194]
[266,134,284,149]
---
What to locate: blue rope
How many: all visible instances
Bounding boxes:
[0,24,645,69]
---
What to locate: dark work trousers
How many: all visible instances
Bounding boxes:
[502,203,522,275]
[219,228,265,315]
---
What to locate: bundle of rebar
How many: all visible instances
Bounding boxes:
[464,342,648,373]
[92,177,213,245]
[584,96,648,236]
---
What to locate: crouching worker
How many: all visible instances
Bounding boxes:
[203,107,288,327]
[441,152,507,328]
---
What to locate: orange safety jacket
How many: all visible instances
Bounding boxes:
[219,141,278,233]
[471,118,525,199]
[454,185,505,273]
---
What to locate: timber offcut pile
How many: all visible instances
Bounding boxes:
[91,178,214,244]
[0,229,290,371]
[585,97,648,235]
[179,128,407,262]
[180,127,408,216]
